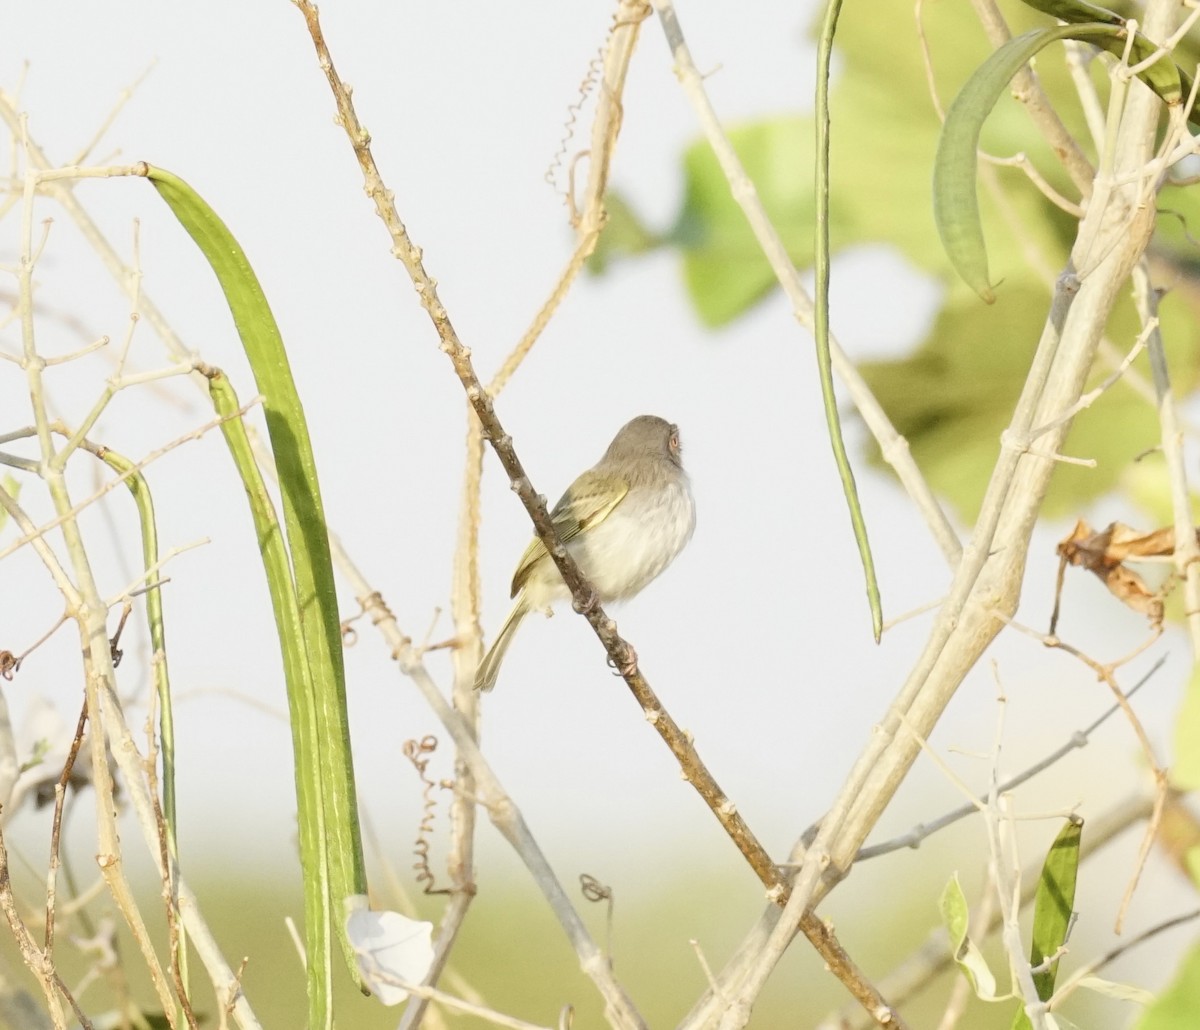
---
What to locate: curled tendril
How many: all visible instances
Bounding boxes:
[579,873,615,964]
[579,873,612,904]
[341,591,397,648]
[544,44,605,203]
[403,735,450,895]
[545,4,649,208]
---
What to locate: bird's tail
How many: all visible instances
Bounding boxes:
[474,598,529,692]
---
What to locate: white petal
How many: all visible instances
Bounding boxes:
[344,899,435,1006]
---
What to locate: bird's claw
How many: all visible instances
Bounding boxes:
[572,587,600,615]
[607,643,639,679]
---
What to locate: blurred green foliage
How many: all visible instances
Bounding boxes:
[593,0,1200,525]
[1137,939,1200,1030]
[0,845,1131,1027]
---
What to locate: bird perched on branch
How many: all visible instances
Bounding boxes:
[474,414,696,692]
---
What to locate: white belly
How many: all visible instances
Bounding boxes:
[524,478,696,609]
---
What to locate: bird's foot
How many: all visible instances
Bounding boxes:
[572,586,600,615]
[608,642,639,679]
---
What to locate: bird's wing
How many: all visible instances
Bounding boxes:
[510,471,630,597]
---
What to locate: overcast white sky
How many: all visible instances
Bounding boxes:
[0,0,1193,1006]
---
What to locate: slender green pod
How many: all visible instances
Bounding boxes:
[140,164,368,1017]
[816,0,883,641]
[207,368,335,1027]
[935,23,1182,301]
[89,443,189,998]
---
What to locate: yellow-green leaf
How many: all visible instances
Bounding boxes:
[1031,818,1082,1000]
[1173,662,1200,790]
[941,873,1001,999]
[1136,940,1200,1029]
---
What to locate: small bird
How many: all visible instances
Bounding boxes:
[474,415,696,692]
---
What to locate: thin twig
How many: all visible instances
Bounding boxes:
[1134,258,1200,666]
[1039,635,1168,932]
[1026,320,1153,440]
[0,91,206,398]
[981,681,1048,1030]
[0,819,85,1029]
[1063,40,1108,152]
[67,61,157,167]
[369,972,555,1030]
[0,399,260,564]
[400,402,484,1030]
[143,704,199,1029]
[1121,4,1200,78]
[43,698,89,956]
[11,612,70,671]
[1051,907,1200,1007]
[979,152,1085,216]
[852,656,1164,861]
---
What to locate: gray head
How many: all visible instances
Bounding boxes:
[602,415,684,470]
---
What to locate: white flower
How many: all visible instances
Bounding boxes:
[344,896,435,1006]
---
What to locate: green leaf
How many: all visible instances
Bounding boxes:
[1011,817,1083,1030]
[1135,939,1200,1029]
[1173,662,1200,790]
[858,273,1200,523]
[143,166,368,1019]
[677,117,822,326]
[1030,817,1082,1001]
[588,192,663,274]
[1185,845,1200,888]
[1075,975,1154,1005]
[940,873,1001,999]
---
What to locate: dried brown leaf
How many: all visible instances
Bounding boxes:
[1053,519,1192,626]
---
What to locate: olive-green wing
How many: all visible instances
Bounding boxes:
[510,470,629,597]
